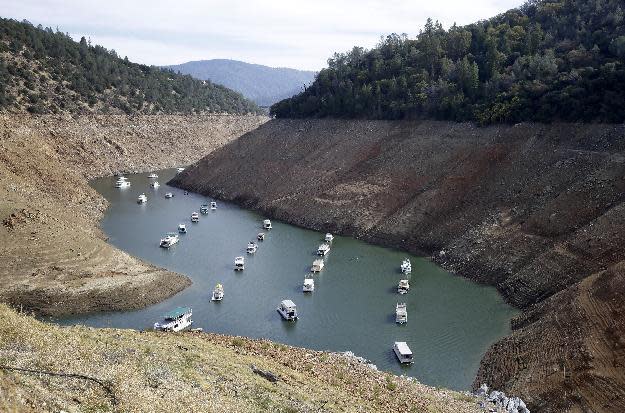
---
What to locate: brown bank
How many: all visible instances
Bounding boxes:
[170,119,625,412]
[0,113,267,316]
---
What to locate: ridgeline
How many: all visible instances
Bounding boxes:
[0,18,262,115]
[271,0,625,124]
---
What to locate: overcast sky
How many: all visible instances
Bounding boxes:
[2,0,523,71]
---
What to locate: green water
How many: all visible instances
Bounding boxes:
[58,168,517,390]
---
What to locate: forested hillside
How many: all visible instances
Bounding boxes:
[271,0,625,124]
[0,18,261,115]
[168,59,315,106]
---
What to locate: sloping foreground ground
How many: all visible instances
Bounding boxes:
[171,119,625,411]
[0,114,266,315]
[0,305,479,412]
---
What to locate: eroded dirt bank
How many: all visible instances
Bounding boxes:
[171,119,625,412]
[0,114,267,316]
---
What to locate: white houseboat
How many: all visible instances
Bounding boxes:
[395,303,407,324]
[178,224,187,234]
[325,233,334,242]
[311,259,324,273]
[159,232,179,248]
[176,167,185,173]
[210,201,217,210]
[234,256,245,271]
[147,173,158,179]
[317,243,331,256]
[263,219,272,230]
[150,181,160,188]
[165,192,174,199]
[393,341,414,364]
[114,177,131,188]
[211,284,224,301]
[246,241,258,254]
[302,278,315,292]
[401,258,412,274]
[137,193,147,204]
[277,300,298,321]
[398,279,410,294]
[153,307,192,332]
[191,212,200,222]
[200,204,209,214]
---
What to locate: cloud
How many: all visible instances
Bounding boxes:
[1,0,523,70]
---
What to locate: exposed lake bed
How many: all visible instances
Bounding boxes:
[58,168,518,390]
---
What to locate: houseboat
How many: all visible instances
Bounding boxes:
[114,177,131,188]
[395,303,407,324]
[165,192,174,199]
[277,300,298,321]
[211,284,224,301]
[325,233,334,242]
[401,258,412,274]
[210,201,217,210]
[178,224,187,234]
[263,219,272,230]
[200,204,209,214]
[311,259,324,273]
[234,256,245,271]
[147,173,158,179]
[393,341,414,364]
[397,279,410,294]
[150,181,160,188]
[246,241,258,254]
[137,193,147,204]
[302,278,315,292]
[191,212,200,222]
[153,307,192,332]
[176,167,185,173]
[317,243,331,256]
[159,232,179,248]
[257,232,265,241]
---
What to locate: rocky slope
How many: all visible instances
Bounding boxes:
[0,114,266,316]
[0,304,480,413]
[171,118,625,412]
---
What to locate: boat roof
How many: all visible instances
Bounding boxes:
[304,278,314,284]
[163,307,191,319]
[394,341,412,355]
[201,204,208,207]
[281,299,296,308]
[263,219,271,222]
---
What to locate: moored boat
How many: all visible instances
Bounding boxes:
[150,181,160,188]
[176,167,185,173]
[395,303,407,324]
[303,278,315,292]
[211,284,224,301]
[159,232,179,248]
[147,173,158,179]
[257,232,265,241]
[165,192,174,198]
[210,201,217,210]
[137,193,147,204]
[234,256,245,271]
[317,243,331,256]
[178,224,187,234]
[277,300,298,321]
[246,241,258,254]
[200,204,209,214]
[311,259,324,273]
[114,177,131,188]
[153,307,192,332]
[401,258,412,274]
[393,341,414,364]
[325,233,334,242]
[191,212,200,222]
[397,279,410,294]
[263,219,272,230]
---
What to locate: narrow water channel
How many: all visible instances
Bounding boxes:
[58,168,518,390]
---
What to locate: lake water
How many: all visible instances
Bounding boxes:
[58,168,517,390]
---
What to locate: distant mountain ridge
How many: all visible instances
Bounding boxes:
[167,59,316,106]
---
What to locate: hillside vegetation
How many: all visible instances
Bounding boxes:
[168,59,315,106]
[0,18,261,115]
[271,0,625,124]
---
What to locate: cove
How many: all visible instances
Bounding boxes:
[58,168,518,391]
